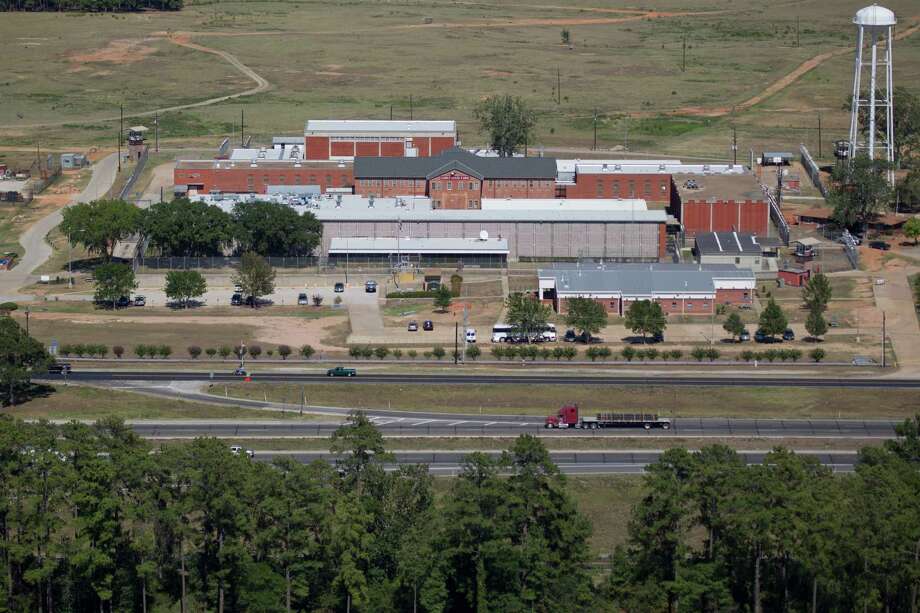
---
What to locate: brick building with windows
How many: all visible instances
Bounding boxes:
[538,263,755,316]
[353,148,557,208]
[304,120,457,161]
[173,159,354,195]
[672,173,769,237]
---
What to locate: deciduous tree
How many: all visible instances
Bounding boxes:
[61,199,141,260]
[93,262,137,309]
[232,252,275,308]
[722,312,745,341]
[506,292,552,342]
[233,201,322,257]
[624,299,667,343]
[143,198,234,256]
[474,95,537,157]
[758,298,788,339]
[564,297,608,341]
[164,270,207,308]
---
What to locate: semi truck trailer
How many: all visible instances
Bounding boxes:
[544,404,671,430]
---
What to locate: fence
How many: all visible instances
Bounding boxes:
[119,146,149,200]
[817,226,859,270]
[137,253,510,272]
[799,144,829,199]
[760,183,790,245]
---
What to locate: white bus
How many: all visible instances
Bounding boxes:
[491,323,556,343]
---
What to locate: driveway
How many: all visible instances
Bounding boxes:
[874,267,920,376]
[0,153,118,302]
[345,285,385,344]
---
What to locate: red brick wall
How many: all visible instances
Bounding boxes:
[430,136,456,156]
[715,288,753,305]
[305,136,329,160]
[623,297,714,315]
[566,172,672,203]
[355,141,380,157]
[658,225,667,259]
[330,141,355,158]
[174,164,354,194]
[778,269,810,287]
[430,171,480,209]
[559,297,620,314]
[355,178,426,197]
[680,199,768,237]
[481,179,555,199]
[380,142,405,157]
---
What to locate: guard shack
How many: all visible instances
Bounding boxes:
[127,126,148,161]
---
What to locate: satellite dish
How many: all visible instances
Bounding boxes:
[479,230,489,241]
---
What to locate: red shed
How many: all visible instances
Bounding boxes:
[778,267,811,287]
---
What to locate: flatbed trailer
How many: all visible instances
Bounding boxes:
[544,405,671,430]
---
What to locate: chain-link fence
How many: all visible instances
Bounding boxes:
[800,144,829,198]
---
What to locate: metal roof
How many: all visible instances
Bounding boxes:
[229,148,284,161]
[539,263,755,296]
[481,198,647,211]
[329,237,509,255]
[354,148,557,180]
[695,232,764,255]
[305,120,456,135]
[273,136,304,145]
[675,172,764,201]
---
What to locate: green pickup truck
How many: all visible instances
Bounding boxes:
[326,366,357,377]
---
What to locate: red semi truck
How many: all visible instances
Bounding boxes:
[544,404,671,430]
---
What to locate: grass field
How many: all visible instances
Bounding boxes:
[2,383,319,420]
[221,382,920,418]
[1,0,917,158]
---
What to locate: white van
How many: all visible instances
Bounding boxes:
[465,328,477,343]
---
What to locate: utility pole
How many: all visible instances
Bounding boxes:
[241,108,245,147]
[118,103,123,172]
[795,16,800,48]
[409,95,413,120]
[731,126,738,166]
[389,105,393,121]
[593,109,598,151]
[882,311,886,367]
[817,113,822,158]
[624,116,629,151]
[681,34,687,72]
[556,67,561,104]
[154,112,159,153]
[454,322,459,365]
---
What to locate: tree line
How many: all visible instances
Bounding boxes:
[61,198,322,260]
[0,0,180,11]
[1,411,919,612]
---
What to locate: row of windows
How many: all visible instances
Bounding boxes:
[486,179,552,188]
[430,200,481,209]
[241,174,350,184]
[432,181,479,191]
[594,179,668,196]
[329,136,406,142]
[359,179,423,188]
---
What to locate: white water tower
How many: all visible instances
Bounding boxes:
[847,4,896,184]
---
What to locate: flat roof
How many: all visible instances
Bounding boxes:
[329,237,509,255]
[0,179,29,192]
[229,148,285,161]
[675,172,764,202]
[273,136,304,145]
[305,120,456,135]
[695,232,764,255]
[175,159,350,170]
[539,263,755,295]
[556,159,682,173]
[480,198,647,211]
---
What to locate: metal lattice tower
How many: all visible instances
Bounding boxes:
[847,5,896,184]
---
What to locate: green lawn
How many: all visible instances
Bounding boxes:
[221,382,920,419]
[3,384,321,420]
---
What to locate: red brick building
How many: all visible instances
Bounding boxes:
[539,263,755,316]
[174,160,354,194]
[353,148,557,208]
[556,161,673,203]
[672,173,769,237]
[305,120,457,161]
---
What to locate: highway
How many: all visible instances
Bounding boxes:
[250,450,862,475]
[41,370,920,389]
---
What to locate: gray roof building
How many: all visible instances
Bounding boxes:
[694,232,764,256]
[354,148,557,180]
[539,263,755,299]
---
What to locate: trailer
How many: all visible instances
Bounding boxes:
[544,404,671,430]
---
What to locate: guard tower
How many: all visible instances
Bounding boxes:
[847,5,896,184]
[127,126,148,161]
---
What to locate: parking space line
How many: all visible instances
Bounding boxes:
[447,420,466,427]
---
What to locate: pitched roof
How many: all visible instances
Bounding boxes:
[353,148,557,180]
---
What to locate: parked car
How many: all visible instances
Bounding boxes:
[466,328,477,343]
[852,356,878,366]
[563,329,577,343]
[47,362,72,374]
[869,240,891,251]
[739,329,751,342]
[575,332,602,344]
[133,295,146,307]
[754,329,780,344]
[116,296,131,308]
[365,280,377,293]
[231,293,243,306]
[297,292,309,305]
[408,321,419,332]
[651,331,664,343]
[782,328,795,341]
[327,366,356,377]
[230,445,254,458]
[334,282,345,293]
[423,320,434,331]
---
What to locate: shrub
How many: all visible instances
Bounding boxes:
[408,349,418,359]
[157,345,172,359]
[234,345,248,359]
[0,302,18,312]
[705,348,720,361]
[504,346,518,360]
[632,349,645,361]
[334,295,343,305]
[778,349,792,362]
[691,346,707,362]
[205,348,217,359]
[809,348,826,363]
[491,346,505,360]
[670,349,683,361]
[465,345,481,360]
[266,349,274,357]
[374,346,390,360]
[96,345,108,358]
[522,346,539,361]
[740,350,755,362]
[423,351,432,359]
[360,346,374,359]
[112,345,124,359]
[552,346,565,360]
[432,346,446,360]
[586,346,599,362]
[249,345,262,359]
[540,347,552,360]
[187,346,202,359]
[278,345,292,360]
[312,294,323,306]
[85,345,98,358]
[763,349,779,363]
[621,346,636,362]
[563,346,577,361]
[218,346,232,359]
[597,346,612,360]
[301,345,315,359]
[135,344,148,358]
[788,349,802,362]
[393,348,403,360]
[349,346,362,359]
[659,349,669,361]
[644,348,659,361]
[73,343,87,358]
[60,344,72,357]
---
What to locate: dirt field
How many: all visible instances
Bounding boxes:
[1,1,917,158]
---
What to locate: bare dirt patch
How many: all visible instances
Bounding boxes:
[70,38,159,65]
